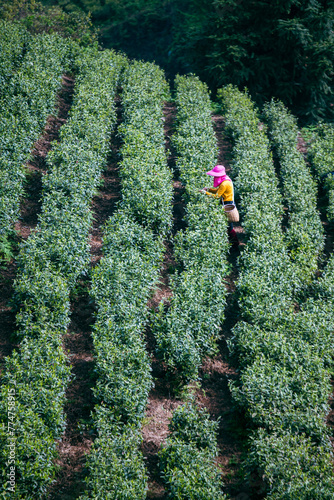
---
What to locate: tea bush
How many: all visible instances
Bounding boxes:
[90,214,162,425]
[153,75,229,383]
[219,85,334,497]
[159,402,227,499]
[247,430,334,499]
[0,47,126,497]
[119,60,173,236]
[0,20,29,85]
[80,410,148,500]
[263,99,324,284]
[0,30,72,239]
[308,123,334,223]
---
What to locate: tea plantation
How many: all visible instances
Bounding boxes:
[0,19,333,500]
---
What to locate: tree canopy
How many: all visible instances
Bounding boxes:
[3,0,334,123]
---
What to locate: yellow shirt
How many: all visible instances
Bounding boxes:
[205,180,233,202]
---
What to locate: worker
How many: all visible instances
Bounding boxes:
[201,164,239,248]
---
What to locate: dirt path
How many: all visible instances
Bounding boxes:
[48,278,96,500]
[48,95,123,500]
[142,102,182,500]
[212,114,246,247]
[199,114,266,499]
[142,110,258,499]
[0,75,75,377]
[90,95,123,264]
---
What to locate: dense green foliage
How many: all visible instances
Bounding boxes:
[248,430,334,500]
[42,0,174,63]
[178,0,334,123]
[0,20,29,83]
[153,75,230,384]
[119,60,173,235]
[80,414,148,500]
[0,0,97,46]
[0,24,72,242]
[263,99,324,284]
[159,402,226,499]
[80,59,172,498]
[220,84,334,498]
[82,214,161,499]
[219,85,295,326]
[0,45,125,497]
[308,123,334,223]
[40,0,334,123]
[1,12,334,496]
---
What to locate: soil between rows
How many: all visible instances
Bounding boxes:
[1,88,332,498]
[141,109,257,500]
[48,94,124,499]
[0,74,75,377]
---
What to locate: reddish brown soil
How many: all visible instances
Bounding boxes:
[0,75,75,377]
[48,279,96,500]
[297,130,309,158]
[142,102,181,499]
[212,114,246,248]
[141,110,256,499]
[90,95,123,264]
[15,74,75,238]
[48,95,123,499]
[143,245,182,499]
[164,101,187,235]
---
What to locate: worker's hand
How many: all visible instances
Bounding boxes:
[199,188,207,193]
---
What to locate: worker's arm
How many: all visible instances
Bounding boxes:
[205,184,225,198]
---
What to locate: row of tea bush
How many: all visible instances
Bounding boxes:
[220,85,334,499]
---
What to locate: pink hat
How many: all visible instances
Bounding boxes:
[206,164,226,177]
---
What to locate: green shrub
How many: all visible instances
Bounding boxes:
[248,430,334,499]
[119,60,173,235]
[263,99,324,283]
[308,123,334,224]
[80,410,148,500]
[219,84,334,496]
[152,75,229,383]
[159,403,226,499]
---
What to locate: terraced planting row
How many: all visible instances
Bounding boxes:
[154,75,229,499]
[0,23,72,241]
[308,123,334,224]
[0,47,125,497]
[263,99,324,284]
[79,60,173,499]
[153,75,230,385]
[220,85,334,498]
